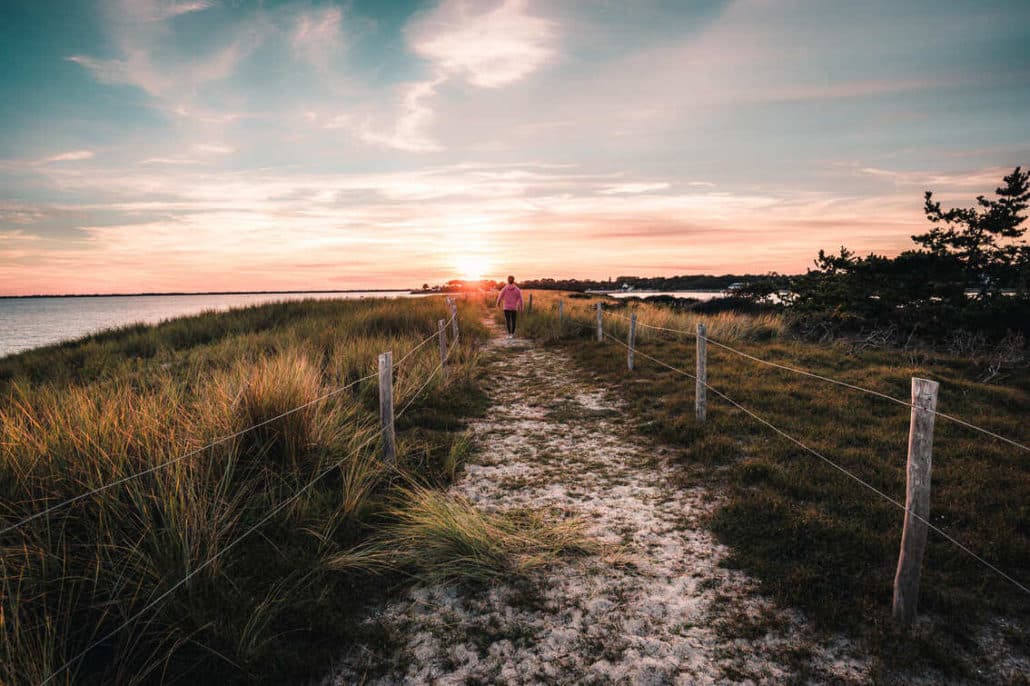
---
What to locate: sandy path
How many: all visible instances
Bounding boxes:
[326,322,868,684]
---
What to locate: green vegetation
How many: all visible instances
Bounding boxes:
[745,167,1030,343]
[0,297,506,685]
[515,291,1029,680]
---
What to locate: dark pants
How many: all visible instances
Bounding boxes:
[504,309,518,335]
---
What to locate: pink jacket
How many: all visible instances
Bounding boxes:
[496,284,524,311]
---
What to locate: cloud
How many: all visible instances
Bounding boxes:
[857,166,1013,188]
[192,143,235,155]
[140,157,200,165]
[291,6,345,70]
[40,150,95,163]
[408,0,557,88]
[119,0,214,23]
[599,182,671,195]
[69,39,257,100]
[354,78,445,153]
[68,0,265,108]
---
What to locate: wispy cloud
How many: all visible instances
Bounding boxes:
[857,166,1013,188]
[119,0,214,23]
[599,182,671,195]
[68,0,264,109]
[291,6,345,71]
[192,143,235,155]
[40,150,95,164]
[140,157,200,166]
[408,0,557,88]
[352,78,446,153]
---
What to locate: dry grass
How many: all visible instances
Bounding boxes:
[330,485,598,586]
[529,295,1029,682]
[492,289,786,344]
[0,296,491,686]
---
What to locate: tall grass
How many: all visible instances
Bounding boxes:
[494,290,786,344]
[527,293,1029,680]
[0,297,490,685]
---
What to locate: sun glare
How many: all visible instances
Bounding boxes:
[454,255,492,281]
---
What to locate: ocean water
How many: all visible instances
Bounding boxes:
[607,290,727,300]
[0,291,418,358]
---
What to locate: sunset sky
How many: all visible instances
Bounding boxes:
[1,0,1028,295]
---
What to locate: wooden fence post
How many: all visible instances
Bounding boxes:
[449,299,459,340]
[892,377,940,626]
[596,302,603,342]
[695,322,707,422]
[528,292,533,313]
[438,318,448,382]
[378,352,396,464]
[558,298,564,331]
[627,312,637,370]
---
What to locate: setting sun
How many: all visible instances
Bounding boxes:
[454,255,493,281]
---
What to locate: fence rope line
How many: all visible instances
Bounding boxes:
[600,309,1030,453]
[394,311,457,368]
[2,310,458,537]
[698,333,1030,453]
[40,428,383,686]
[0,371,376,537]
[599,328,1030,597]
[397,333,457,418]
[39,332,459,685]
[605,309,698,338]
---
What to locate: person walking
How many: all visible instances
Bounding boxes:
[496,275,524,339]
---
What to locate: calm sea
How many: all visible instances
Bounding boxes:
[608,290,726,301]
[0,291,417,358]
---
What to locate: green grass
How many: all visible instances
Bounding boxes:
[0,296,500,686]
[516,291,1030,681]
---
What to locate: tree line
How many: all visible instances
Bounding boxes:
[740,167,1029,342]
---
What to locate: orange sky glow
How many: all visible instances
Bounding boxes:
[2,0,1027,295]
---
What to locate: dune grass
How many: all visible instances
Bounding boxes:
[0,296,498,686]
[329,485,598,587]
[512,291,1029,681]
[501,290,785,344]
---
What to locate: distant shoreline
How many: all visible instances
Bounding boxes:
[0,289,411,300]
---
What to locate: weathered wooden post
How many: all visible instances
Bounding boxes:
[558,298,564,332]
[437,318,448,382]
[627,312,637,370]
[892,377,940,627]
[695,322,707,422]
[528,292,533,313]
[596,302,603,342]
[378,352,396,464]
[449,298,459,340]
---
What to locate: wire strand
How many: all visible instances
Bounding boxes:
[0,371,377,537]
[42,337,460,683]
[600,328,1030,596]
[40,429,382,686]
[600,309,1030,453]
[393,311,456,368]
[396,332,457,418]
[3,306,458,537]
[605,309,698,337]
[31,310,464,682]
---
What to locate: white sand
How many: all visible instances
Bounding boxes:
[325,323,871,684]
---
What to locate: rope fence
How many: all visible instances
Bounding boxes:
[558,298,1029,625]
[0,309,460,538]
[22,301,467,685]
[604,308,1030,452]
